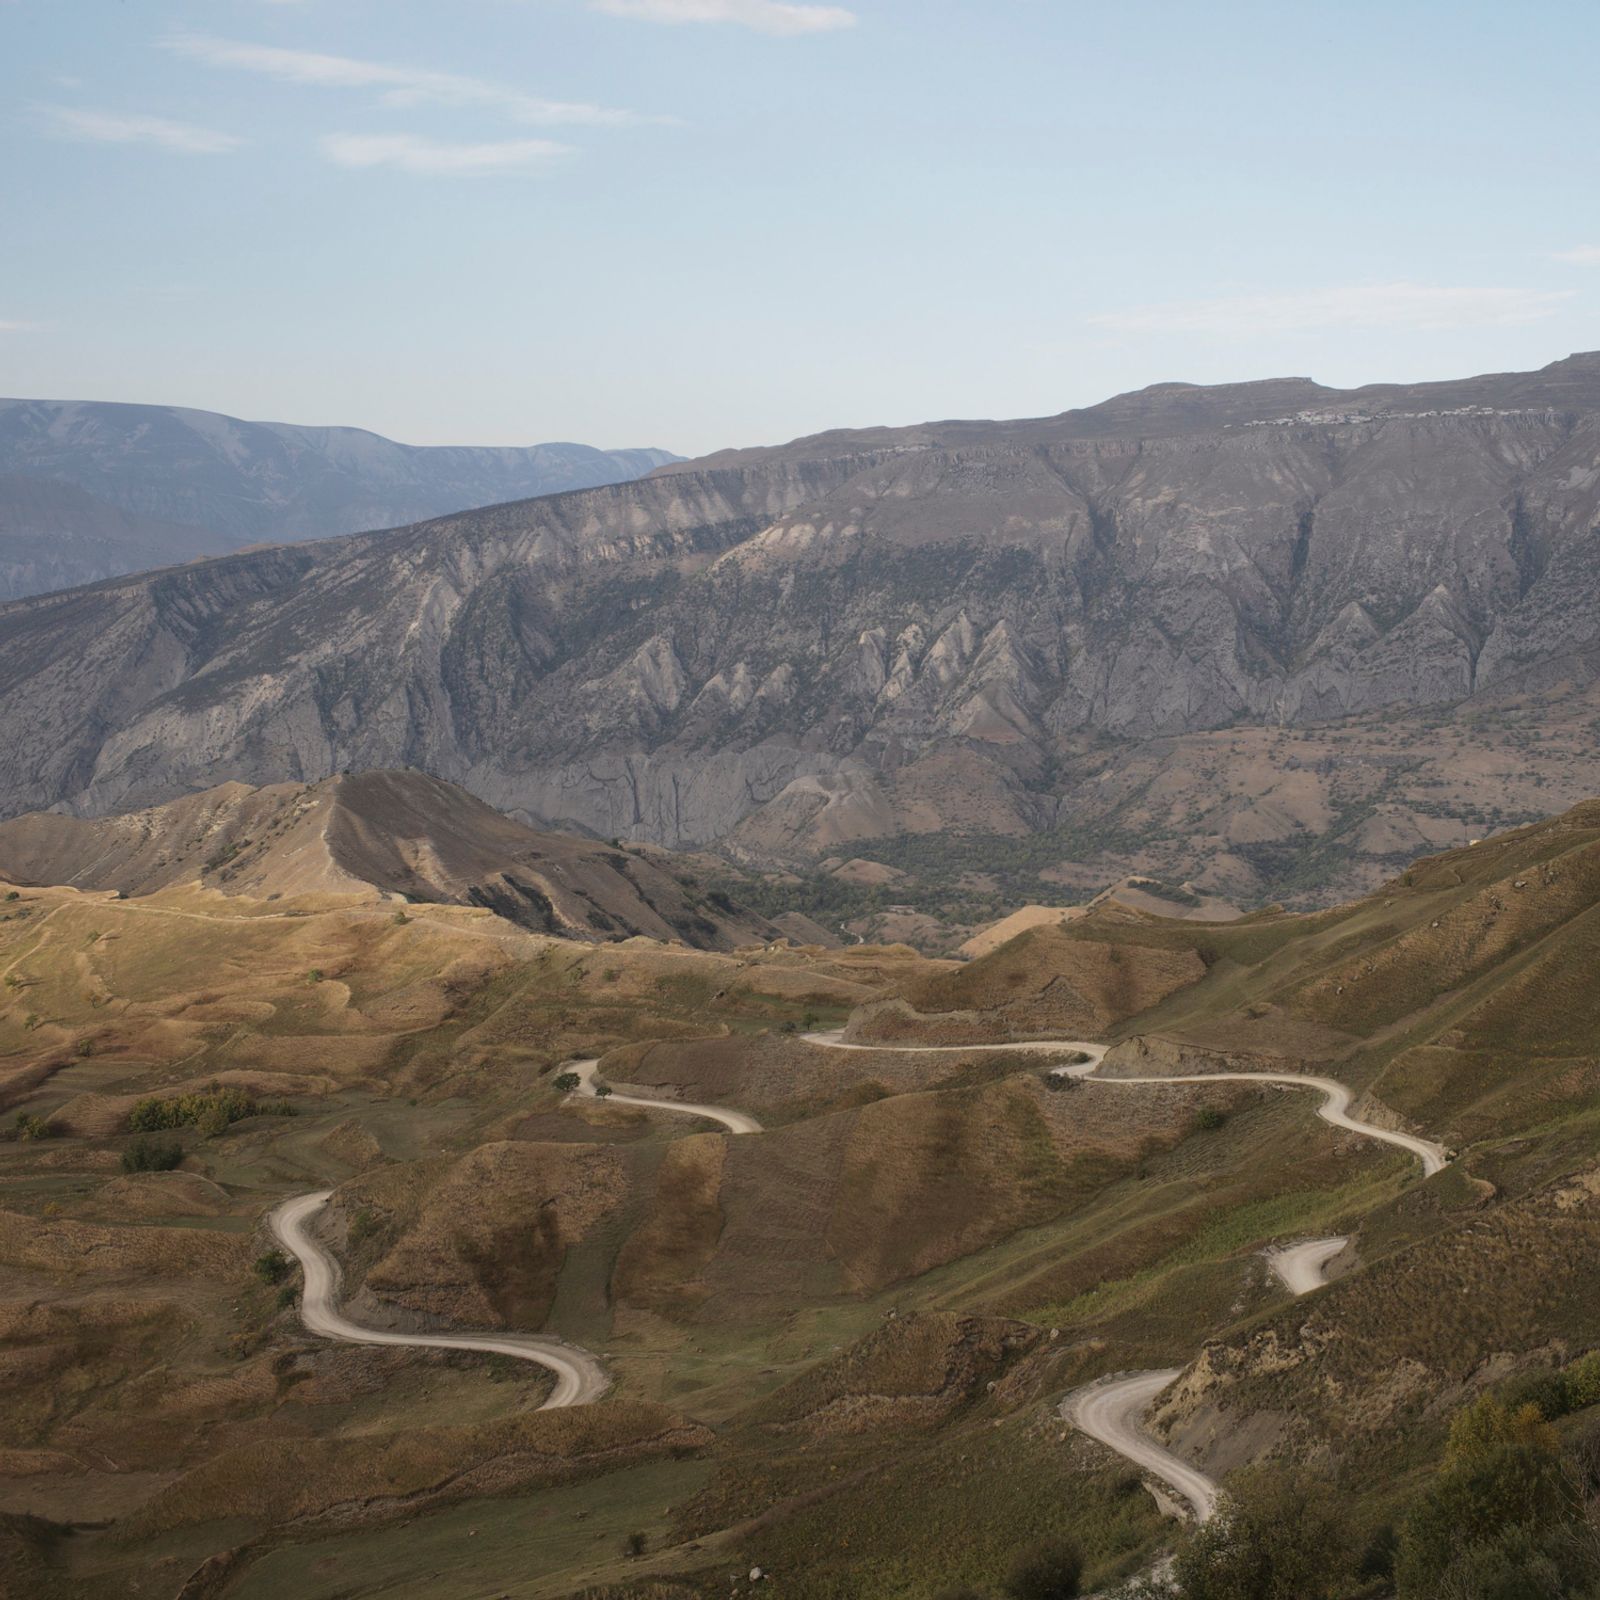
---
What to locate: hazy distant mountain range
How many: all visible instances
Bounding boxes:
[0,398,680,599]
[4,355,1600,908]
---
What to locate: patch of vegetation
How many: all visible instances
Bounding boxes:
[203,838,251,873]
[253,1250,291,1285]
[11,1112,54,1142]
[128,1086,296,1137]
[121,1135,183,1172]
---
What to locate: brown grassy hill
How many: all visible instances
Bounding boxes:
[10,801,1600,1598]
[0,769,777,949]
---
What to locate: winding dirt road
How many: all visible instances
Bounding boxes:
[1063,1371,1217,1522]
[565,1058,762,1135]
[803,1029,1107,1069]
[1265,1236,1348,1295]
[805,1027,1447,1520]
[268,1190,610,1407]
[1049,1061,1447,1178]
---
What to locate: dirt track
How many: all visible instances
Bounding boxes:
[1063,1370,1217,1522]
[269,1190,610,1407]
[806,1027,1448,1519]
[565,1057,762,1134]
[1265,1236,1348,1294]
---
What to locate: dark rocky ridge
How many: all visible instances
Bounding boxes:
[2,354,1599,900]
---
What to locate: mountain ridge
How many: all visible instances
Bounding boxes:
[0,397,681,600]
[0,768,778,949]
[3,354,1600,912]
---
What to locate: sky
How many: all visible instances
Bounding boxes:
[2,0,1598,456]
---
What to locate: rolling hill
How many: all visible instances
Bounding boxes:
[0,769,777,949]
[3,799,1600,1596]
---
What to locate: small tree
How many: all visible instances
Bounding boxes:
[622,1531,647,1559]
[122,1135,183,1172]
[1396,1397,1581,1596]
[553,1071,581,1093]
[594,1083,613,1099]
[1174,1465,1352,1600]
[253,1250,291,1285]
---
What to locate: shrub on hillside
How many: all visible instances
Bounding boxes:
[253,1250,290,1285]
[121,1135,183,1172]
[1500,1350,1600,1422]
[1396,1394,1597,1598]
[1003,1538,1082,1600]
[1172,1466,1353,1600]
[127,1087,292,1136]
[553,1071,581,1093]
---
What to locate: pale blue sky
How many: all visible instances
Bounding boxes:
[2,0,1597,454]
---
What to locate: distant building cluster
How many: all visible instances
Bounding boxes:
[1235,406,1559,429]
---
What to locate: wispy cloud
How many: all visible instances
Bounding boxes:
[590,0,855,34]
[1090,282,1574,336]
[39,106,242,154]
[166,34,657,126]
[1553,245,1600,265]
[321,132,571,175]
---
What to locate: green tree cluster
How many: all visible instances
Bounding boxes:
[127,1087,295,1137]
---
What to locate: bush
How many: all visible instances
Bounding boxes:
[553,1071,581,1093]
[1193,1107,1228,1132]
[1173,1466,1352,1600]
[622,1531,647,1558]
[128,1087,256,1135]
[1565,1350,1600,1412]
[1498,1367,1571,1424]
[13,1112,53,1142]
[594,1083,613,1099]
[1003,1539,1082,1600]
[122,1135,183,1173]
[253,1250,290,1285]
[1396,1396,1586,1597]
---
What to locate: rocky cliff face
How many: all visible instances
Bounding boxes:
[3,355,1600,903]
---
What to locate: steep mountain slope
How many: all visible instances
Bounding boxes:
[0,398,679,598]
[3,356,1600,907]
[0,474,232,601]
[0,769,777,948]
